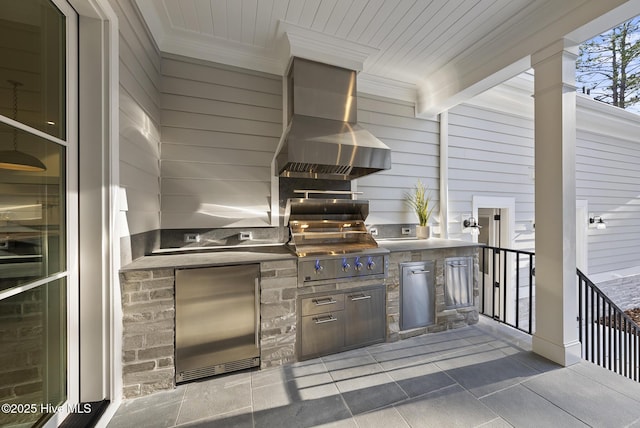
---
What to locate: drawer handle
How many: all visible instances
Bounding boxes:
[314,315,338,324]
[411,269,430,275]
[450,264,468,268]
[349,293,372,301]
[313,297,337,306]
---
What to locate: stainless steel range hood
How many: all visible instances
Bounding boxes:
[274,58,391,180]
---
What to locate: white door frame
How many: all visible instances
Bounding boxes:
[473,196,516,322]
[472,196,515,248]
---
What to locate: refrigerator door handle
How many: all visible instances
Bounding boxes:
[255,277,260,348]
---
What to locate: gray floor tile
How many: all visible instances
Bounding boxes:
[336,371,408,414]
[395,384,497,428]
[524,368,640,427]
[251,366,289,389]
[502,350,562,373]
[324,352,385,382]
[174,407,253,428]
[370,338,473,370]
[434,345,540,398]
[317,418,359,428]
[353,406,410,428]
[480,384,588,428]
[368,343,433,371]
[385,360,456,398]
[629,417,640,428]
[568,360,640,403]
[104,320,640,428]
[107,387,185,428]
[476,417,514,428]
[252,379,351,428]
[176,374,252,425]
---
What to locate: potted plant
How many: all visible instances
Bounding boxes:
[406,180,435,239]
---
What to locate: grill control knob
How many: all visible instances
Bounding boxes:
[354,257,364,271]
[342,258,351,272]
[367,257,376,270]
[314,260,324,274]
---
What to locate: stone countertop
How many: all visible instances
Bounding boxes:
[120,238,481,271]
[375,237,483,252]
[120,244,297,271]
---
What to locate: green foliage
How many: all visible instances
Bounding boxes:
[405,180,435,226]
[577,18,640,111]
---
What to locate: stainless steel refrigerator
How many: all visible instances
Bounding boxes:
[175,264,260,383]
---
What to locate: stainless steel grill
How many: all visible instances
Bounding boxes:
[285,190,388,287]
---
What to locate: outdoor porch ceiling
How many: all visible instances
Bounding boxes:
[136,0,640,117]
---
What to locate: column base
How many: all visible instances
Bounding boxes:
[532,334,582,366]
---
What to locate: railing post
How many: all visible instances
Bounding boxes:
[516,254,520,330]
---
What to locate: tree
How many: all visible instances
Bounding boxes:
[577,18,640,110]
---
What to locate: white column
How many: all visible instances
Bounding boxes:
[439,111,449,239]
[531,40,582,366]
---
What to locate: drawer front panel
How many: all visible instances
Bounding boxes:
[301,293,345,316]
[300,312,345,357]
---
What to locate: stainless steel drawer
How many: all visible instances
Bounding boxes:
[300,312,345,357]
[301,293,345,316]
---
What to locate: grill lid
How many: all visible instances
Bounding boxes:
[285,197,378,256]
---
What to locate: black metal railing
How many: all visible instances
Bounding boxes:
[479,246,535,334]
[479,245,640,383]
[578,269,640,382]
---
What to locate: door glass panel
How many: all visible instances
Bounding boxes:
[0,278,66,427]
[0,2,68,427]
[0,122,65,293]
[0,0,66,139]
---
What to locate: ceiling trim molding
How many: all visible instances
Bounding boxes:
[462,72,534,118]
[161,33,284,76]
[278,20,379,73]
[414,0,633,117]
[134,0,167,48]
[357,73,417,104]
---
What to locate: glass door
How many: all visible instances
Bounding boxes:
[0,1,75,426]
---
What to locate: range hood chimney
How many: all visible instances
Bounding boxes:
[274,57,391,180]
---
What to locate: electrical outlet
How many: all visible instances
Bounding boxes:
[184,233,200,243]
[401,227,411,235]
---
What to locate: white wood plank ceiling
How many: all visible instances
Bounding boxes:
[135,0,640,115]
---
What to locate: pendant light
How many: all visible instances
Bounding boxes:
[0,80,47,172]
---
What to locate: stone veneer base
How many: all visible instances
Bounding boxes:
[118,246,478,399]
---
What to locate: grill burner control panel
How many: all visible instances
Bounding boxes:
[299,254,387,285]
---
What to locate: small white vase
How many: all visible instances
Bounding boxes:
[416,225,430,239]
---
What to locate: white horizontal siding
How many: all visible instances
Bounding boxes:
[458,87,640,276]
[111,0,162,251]
[447,103,535,250]
[577,127,640,274]
[356,94,440,226]
[159,56,282,229]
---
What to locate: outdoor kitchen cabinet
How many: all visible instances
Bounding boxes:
[344,287,385,348]
[300,293,345,358]
[299,285,385,360]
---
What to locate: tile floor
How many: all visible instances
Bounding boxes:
[106,318,640,427]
